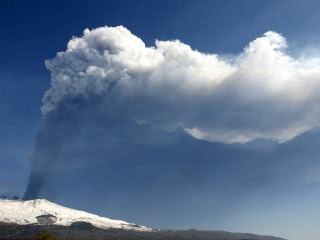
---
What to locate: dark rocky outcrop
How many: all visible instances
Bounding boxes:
[36,215,57,225]
[70,221,95,231]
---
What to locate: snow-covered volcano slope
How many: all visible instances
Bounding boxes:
[0,199,151,231]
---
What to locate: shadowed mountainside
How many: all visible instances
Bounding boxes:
[0,223,287,240]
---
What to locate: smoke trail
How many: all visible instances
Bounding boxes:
[24,101,83,199]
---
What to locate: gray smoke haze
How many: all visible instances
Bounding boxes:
[24,26,320,228]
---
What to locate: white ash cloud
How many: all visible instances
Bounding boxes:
[43,26,320,143]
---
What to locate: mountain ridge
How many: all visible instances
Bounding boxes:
[0,199,287,240]
[0,199,150,231]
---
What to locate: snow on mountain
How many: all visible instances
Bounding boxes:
[0,199,151,231]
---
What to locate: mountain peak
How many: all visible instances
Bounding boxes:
[0,198,151,231]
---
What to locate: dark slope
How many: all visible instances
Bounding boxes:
[0,223,286,240]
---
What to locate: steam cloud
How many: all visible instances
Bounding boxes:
[42,26,320,144]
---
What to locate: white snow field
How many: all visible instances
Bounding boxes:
[0,199,151,231]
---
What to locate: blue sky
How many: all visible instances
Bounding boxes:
[2,1,320,240]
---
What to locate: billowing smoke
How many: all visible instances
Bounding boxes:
[42,26,320,143]
[24,26,320,225]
